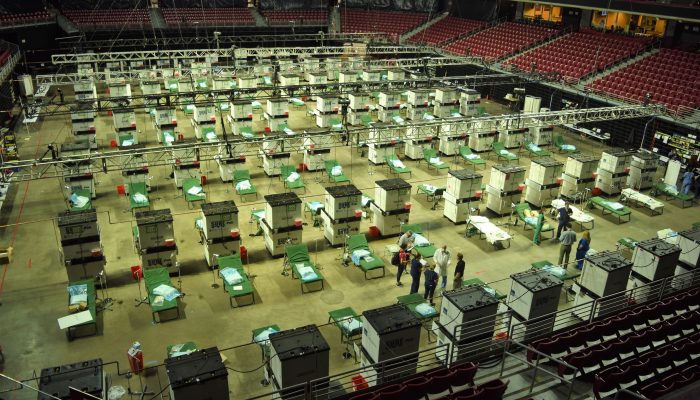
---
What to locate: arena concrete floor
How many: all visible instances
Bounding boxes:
[0,88,696,399]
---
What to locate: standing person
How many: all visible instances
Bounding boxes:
[681,169,694,194]
[555,206,573,240]
[558,224,577,267]
[533,212,545,246]
[433,245,451,290]
[423,264,439,305]
[409,253,423,294]
[396,244,409,287]
[453,253,465,289]
[576,231,591,270]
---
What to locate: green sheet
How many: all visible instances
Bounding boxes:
[347,234,385,273]
[328,307,363,337]
[524,141,551,158]
[653,182,694,207]
[281,165,305,191]
[462,277,506,300]
[252,324,280,360]
[617,237,639,250]
[234,170,257,199]
[286,244,324,284]
[167,341,197,358]
[218,255,254,305]
[67,279,96,328]
[400,224,436,258]
[385,155,412,177]
[515,203,553,232]
[531,260,580,281]
[553,135,578,153]
[183,178,206,203]
[144,268,179,314]
[459,146,486,167]
[69,189,92,212]
[492,142,519,162]
[589,196,631,223]
[424,149,449,170]
[324,160,351,183]
[128,182,150,209]
[397,293,438,319]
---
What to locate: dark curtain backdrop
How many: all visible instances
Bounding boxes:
[60,0,147,9]
[344,0,438,12]
[259,0,328,9]
[0,0,45,13]
[162,0,247,8]
[450,0,498,21]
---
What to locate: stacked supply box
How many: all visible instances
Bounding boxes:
[216,146,246,183]
[525,157,563,208]
[339,70,357,83]
[444,169,483,223]
[134,209,178,273]
[262,193,303,257]
[153,106,178,143]
[166,348,228,400]
[387,69,404,81]
[71,103,96,143]
[112,107,138,147]
[523,95,541,113]
[74,80,97,104]
[361,69,380,83]
[499,128,528,149]
[39,359,104,400]
[434,285,499,365]
[361,304,422,386]
[459,89,481,116]
[322,185,362,247]
[170,141,201,189]
[433,88,459,118]
[573,251,632,320]
[61,143,97,199]
[596,148,633,196]
[229,100,253,136]
[58,209,106,283]
[191,103,217,141]
[303,128,332,171]
[406,89,433,120]
[326,58,340,80]
[306,71,327,86]
[264,98,289,131]
[371,179,412,236]
[486,165,525,215]
[199,201,240,268]
[377,91,402,122]
[368,122,401,164]
[529,124,554,146]
[315,95,339,128]
[439,117,468,156]
[141,80,161,112]
[468,122,498,152]
[237,74,257,89]
[560,153,599,201]
[269,325,330,397]
[508,270,562,342]
[261,129,290,177]
[107,80,132,98]
[631,238,681,282]
[405,120,438,160]
[347,92,370,125]
[675,228,700,289]
[627,151,659,190]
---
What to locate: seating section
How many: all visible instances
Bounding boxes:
[261,10,328,25]
[0,49,13,67]
[586,49,700,112]
[406,16,486,45]
[504,30,652,81]
[443,22,558,61]
[341,9,429,43]
[63,9,151,28]
[0,11,52,26]
[161,8,254,26]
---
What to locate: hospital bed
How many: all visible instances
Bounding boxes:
[397,293,438,342]
[423,148,450,173]
[465,215,512,249]
[514,203,554,239]
[401,224,437,259]
[616,236,639,254]
[144,267,180,323]
[458,146,486,169]
[324,160,351,184]
[250,209,265,237]
[281,165,305,192]
[167,341,197,358]
[304,201,324,227]
[284,243,324,294]
[587,196,631,224]
[66,279,98,340]
[492,142,519,164]
[384,154,412,177]
[553,135,578,153]
[218,255,255,307]
[347,233,385,279]
[416,184,446,208]
[651,182,694,208]
[69,189,92,212]
[530,260,580,300]
[328,307,363,360]
[127,182,150,211]
[183,178,206,208]
[252,323,281,385]
[551,199,594,230]
[523,141,551,158]
[361,193,373,219]
[234,169,258,201]
[620,188,664,215]
[462,278,507,300]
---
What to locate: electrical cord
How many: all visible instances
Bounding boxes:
[147,383,171,400]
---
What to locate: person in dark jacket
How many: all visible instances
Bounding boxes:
[396,244,409,287]
[424,265,439,305]
[453,253,465,289]
[555,206,573,240]
[409,253,423,294]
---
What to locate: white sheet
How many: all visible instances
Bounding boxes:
[57,311,93,329]
[467,216,511,244]
[622,188,664,211]
[551,199,594,224]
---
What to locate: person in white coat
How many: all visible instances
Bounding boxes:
[434,245,451,290]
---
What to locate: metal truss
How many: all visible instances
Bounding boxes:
[51,49,233,65]
[0,51,21,85]
[57,33,387,51]
[233,45,432,58]
[28,74,525,117]
[4,104,661,182]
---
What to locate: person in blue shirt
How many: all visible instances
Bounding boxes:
[555,206,573,240]
[423,265,439,305]
[575,231,591,270]
[682,170,695,194]
[409,253,423,295]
